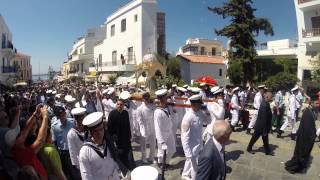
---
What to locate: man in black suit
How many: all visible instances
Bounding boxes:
[196,121,232,180]
[246,92,273,155]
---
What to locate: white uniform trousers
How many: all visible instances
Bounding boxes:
[280,116,297,134]
[248,109,258,129]
[182,157,197,180]
[157,135,176,164]
[316,128,320,137]
[230,110,239,126]
[140,134,156,161]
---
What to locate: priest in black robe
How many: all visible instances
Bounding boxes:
[285,100,319,173]
[247,92,273,155]
[107,99,136,171]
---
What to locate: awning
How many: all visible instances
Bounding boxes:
[13,82,27,86]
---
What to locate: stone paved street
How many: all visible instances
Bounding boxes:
[132,123,320,180]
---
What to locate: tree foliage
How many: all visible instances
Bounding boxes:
[209,0,274,85]
[265,72,299,92]
[274,58,297,74]
[310,53,320,81]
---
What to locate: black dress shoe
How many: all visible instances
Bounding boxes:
[246,148,255,154]
[246,129,251,134]
[291,134,296,140]
[265,151,274,156]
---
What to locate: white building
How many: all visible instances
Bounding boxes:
[177,38,225,56]
[176,38,228,86]
[93,0,165,82]
[65,26,106,79]
[257,39,298,59]
[294,0,320,81]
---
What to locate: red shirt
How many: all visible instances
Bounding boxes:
[13,146,48,179]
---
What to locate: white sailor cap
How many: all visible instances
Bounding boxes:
[155,89,168,97]
[183,85,188,89]
[210,86,220,93]
[189,87,201,94]
[177,87,187,93]
[82,112,103,128]
[71,107,86,116]
[291,86,299,92]
[46,90,52,94]
[213,88,224,95]
[75,102,80,108]
[189,94,203,103]
[102,89,109,95]
[199,82,206,87]
[172,84,177,88]
[119,91,131,100]
[65,95,76,103]
[232,87,240,92]
[52,90,57,95]
[107,87,115,95]
[258,85,266,89]
[55,93,61,98]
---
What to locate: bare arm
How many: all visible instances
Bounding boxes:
[14,112,37,148]
[30,107,48,153]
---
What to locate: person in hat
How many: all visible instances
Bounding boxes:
[230,87,240,131]
[51,106,74,179]
[224,85,233,120]
[172,87,187,140]
[84,92,97,114]
[203,87,225,143]
[102,88,117,118]
[107,99,136,171]
[181,94,208,180]
[64,95,77,119]
[247,85,267,134]
[279,86,300,140]
[274,88,285,138]
[79,112,127,180]
[246,92,273,155]
[154,89,176,166]
[67,107,87,179]
[136,92,157,164]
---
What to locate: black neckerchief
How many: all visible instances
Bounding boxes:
[72,128,85,142]
[84,139,108,159]
[159,106,170,117]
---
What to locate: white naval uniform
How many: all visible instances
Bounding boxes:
[79,142,120,180]
[203,99,225,142]
[103,98,116,120]
[172,96,186,136]
[154,106,176,164]
[280,94,298,134]
[181,109,206,180]
[248,92,263,129]
[67,128,84,169]
[230,94,240,126]
[136,102,156,161]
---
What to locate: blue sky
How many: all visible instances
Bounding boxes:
[0,0,297,74]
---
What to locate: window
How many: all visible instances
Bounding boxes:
[134,14,138,22]
[77,64,80,72]
[200,47,205,55]
[127,47,134,63]
[112,51,117,66]
[212,48,216,56]
[79,48,83,54]
[303,70,312,80]
[98,54,102,67]
[219,69,222,76]
[121,19,126,32]
[1,33,6,49]
[111,25,115,37]
[81,63,84,72]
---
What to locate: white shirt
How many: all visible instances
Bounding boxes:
[212,136,224,162]
[288,94,297,119]
[275,91,284,108]
[136,102,155,137]
[253,92,263,110]
[231,94,240,111]
[181,109,205,158]
[79,143,119,180]
[154,107,174,144]
[67,128,84,168]
[103,98,116,118]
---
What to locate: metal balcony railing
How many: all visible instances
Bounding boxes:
[1,66,17,73]
[298,0,314,4]
[302,28,320,38]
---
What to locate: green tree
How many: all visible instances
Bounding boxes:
[274,58,297,74]
[209,0,274,86]
[310,53,320,81]
[265,72,299,92]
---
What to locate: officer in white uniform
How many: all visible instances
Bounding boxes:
[64,95,77,118]
[103,88,116,119]
[230,87,240,130]
[247,85,266,133]
[181,94,207,180]
[171,87,187,138]
[154,89,176,165]
[79,112,123,180]
[280,86,299,140]
[67,107,86,179]
[203,87,225,143]
[136,92,156,163]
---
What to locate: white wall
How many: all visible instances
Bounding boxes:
[94,0,157,72]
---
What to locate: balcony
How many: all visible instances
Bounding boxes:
[302,28,320,43]
[1,41,17,55]
[182,51,222,56]
[1,66,17,73]
[298,0,320,11]
[69,53,93,63]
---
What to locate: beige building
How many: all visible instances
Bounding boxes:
[14,53,32,82]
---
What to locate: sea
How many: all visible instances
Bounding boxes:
[32,74,49,82]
